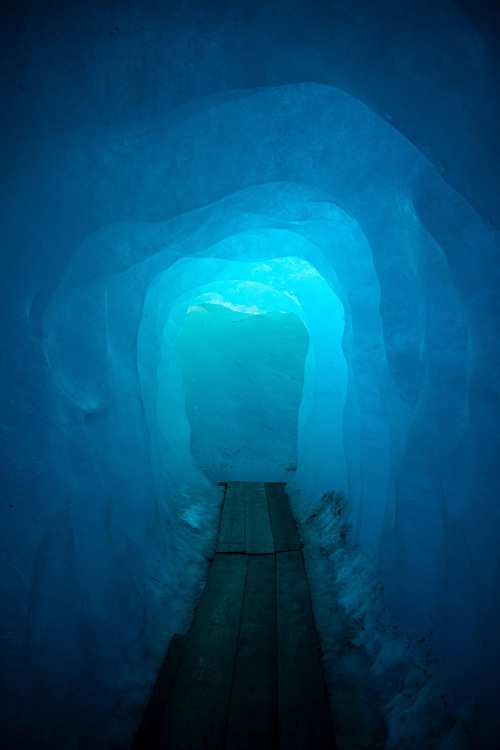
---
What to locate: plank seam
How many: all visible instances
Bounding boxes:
[222,553,249,750]
[273,543,280,750]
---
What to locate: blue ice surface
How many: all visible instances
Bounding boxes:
[1,2,500,748]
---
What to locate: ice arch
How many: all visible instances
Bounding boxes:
[38,97,497,741]
[1,60,498,750]
[144,254,348,505]
[44,183,395,540]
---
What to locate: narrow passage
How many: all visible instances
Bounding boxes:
[133,482,335,749]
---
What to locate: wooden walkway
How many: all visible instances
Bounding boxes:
[133,482,335,750]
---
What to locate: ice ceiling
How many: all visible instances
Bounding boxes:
[1,2,499,749]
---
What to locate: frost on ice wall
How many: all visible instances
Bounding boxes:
[1,2,499,749]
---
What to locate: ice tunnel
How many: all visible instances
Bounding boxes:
[1,1,499,749]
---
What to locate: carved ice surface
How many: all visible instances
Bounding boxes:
[1,4,500,749]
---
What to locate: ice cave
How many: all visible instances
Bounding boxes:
[1,1,499,748]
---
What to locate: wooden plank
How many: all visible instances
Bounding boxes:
[224,555,278,750]
[265,483,302,552]
[217,484,235,552]
[276,551,335,750]
[245,482,275,554]
[217,482,246,554]
[132,634,187,749]
[153,554,248,750]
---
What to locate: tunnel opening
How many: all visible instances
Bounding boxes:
[41,189,392,746]
[37,158,489,749]
[146,245,351,518]
[178,302,310,482]
[2,0,500,741]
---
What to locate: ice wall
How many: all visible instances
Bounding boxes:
[178,303,309,480]
[1,1,499,748]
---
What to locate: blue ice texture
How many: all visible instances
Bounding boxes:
[1,9,499,749]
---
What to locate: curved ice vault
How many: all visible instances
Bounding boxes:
[46,184,387,524]
[30,80,499,749]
